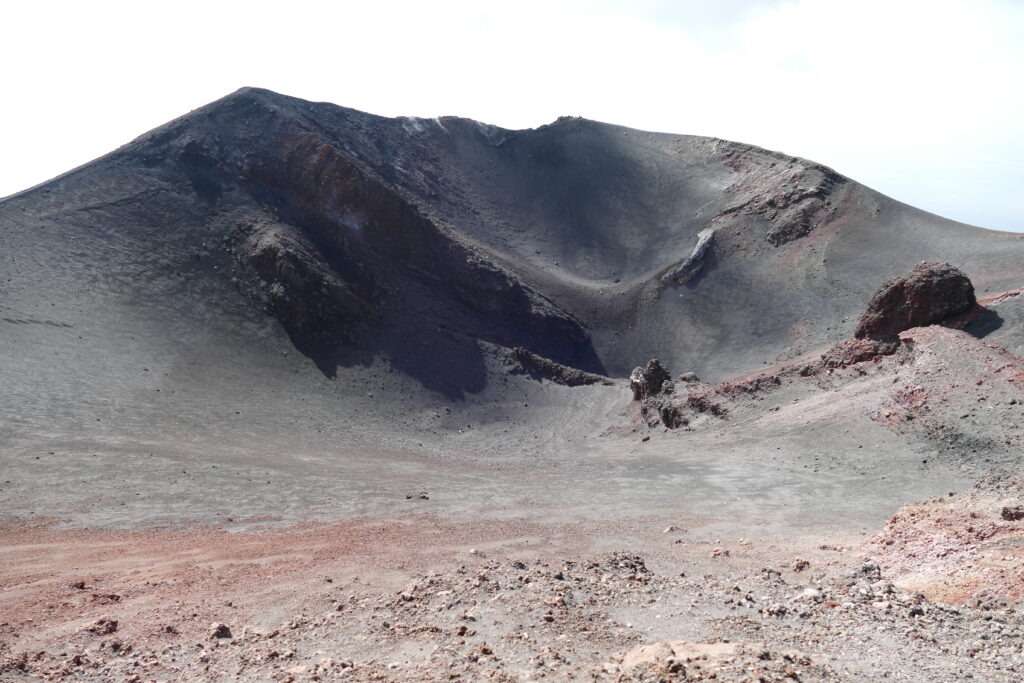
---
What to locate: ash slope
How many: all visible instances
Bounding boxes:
[1,86,1023,430]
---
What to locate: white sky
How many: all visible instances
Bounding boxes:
[3,0,1022,231]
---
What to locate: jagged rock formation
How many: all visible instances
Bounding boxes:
[714,146,845,246]
[630,359,727,429]
[129,89,607,384]
[629,360,671,400]
[232,220,373,350]
[661,228,715,285]
[855,262,976,341]
[508,346,613,387]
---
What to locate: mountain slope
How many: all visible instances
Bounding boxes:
[2,86,1023,430]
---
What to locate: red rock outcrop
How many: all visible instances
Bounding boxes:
[854,262,976,341]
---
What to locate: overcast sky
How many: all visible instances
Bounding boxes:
[3,0,1022,231]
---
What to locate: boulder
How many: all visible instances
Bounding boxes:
[629,359,671,401]
[854,262,976,341]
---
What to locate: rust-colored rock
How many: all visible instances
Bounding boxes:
[854,262,976,341]
[821,338,900,369]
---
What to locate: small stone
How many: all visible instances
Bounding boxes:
[209,623,232,639]
[1000,505,1024,521]
[86,617,118,635]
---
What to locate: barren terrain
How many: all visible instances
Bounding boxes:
[2,89,1024,681]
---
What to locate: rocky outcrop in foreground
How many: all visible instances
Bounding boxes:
[823,262,977,368]
[7,521,1022,682]
[855,262,976,341]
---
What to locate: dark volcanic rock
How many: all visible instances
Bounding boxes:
[630,359,671,401]
[123,89,606,382]
[1001,505,1024,521]
[630,359,727,429]
[855,262,976,341]
[209,623,232,640]
[234,221,373,349]
[86,617,118,635]
[644,390,728,430]
[509,347,612,387]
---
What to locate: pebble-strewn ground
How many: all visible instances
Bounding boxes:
[3,481,1023,683]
